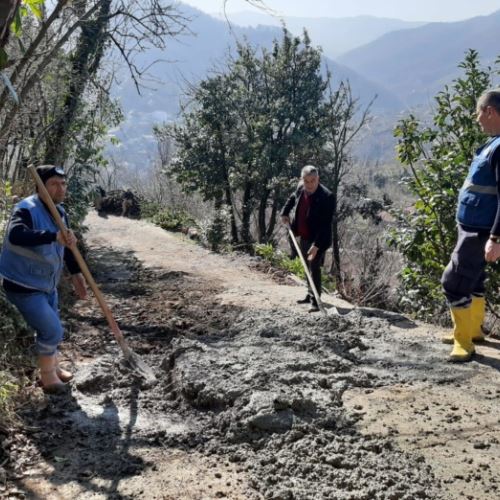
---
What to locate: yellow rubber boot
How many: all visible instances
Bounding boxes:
[441,305,457,344]
[449,307,475,362]
[470,296,486,342]
[441,296,486,344]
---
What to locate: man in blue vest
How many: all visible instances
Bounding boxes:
[281,165,334,312]
[0,165,87,392]
[441,89,500,362]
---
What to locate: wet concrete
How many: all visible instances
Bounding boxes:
[26,299,442,499]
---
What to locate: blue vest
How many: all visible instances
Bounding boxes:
[0,195,65,292]
[456,136,500,230]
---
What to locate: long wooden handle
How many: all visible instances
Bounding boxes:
[28,166,127,347]
[287,227,326,315]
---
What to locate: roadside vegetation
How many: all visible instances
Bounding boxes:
[255,242,306,281]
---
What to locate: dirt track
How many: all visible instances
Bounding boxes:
[8,212,500,499]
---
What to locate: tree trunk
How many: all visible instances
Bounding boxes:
[44,0,111,164]
[240,182,253,248]
[265,196,279,242]
[257,189,270,243]
[0,0,20,50]
[224,185,239,244]
[219,145,238,244]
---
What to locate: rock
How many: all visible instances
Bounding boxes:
[243,391,294,432]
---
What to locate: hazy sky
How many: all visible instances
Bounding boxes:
[179,0,500,22]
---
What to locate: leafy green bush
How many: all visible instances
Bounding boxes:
[0,180,13,240]
[140,201,162,220]
[255,243,337,291]
[1,183,35,426]
[0,290,34,427]
[0,374,19,422]
[254,242,278,263]
[152,208,195,232]
[255,243,308,282]
[65,171,90,228]
[198,206,231,252]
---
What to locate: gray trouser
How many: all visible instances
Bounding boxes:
[441,226,488,308]
[299,238,325,299]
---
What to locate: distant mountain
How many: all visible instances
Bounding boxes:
[214,11,425,58]
[110,3,402,168]
[337,10,500,107]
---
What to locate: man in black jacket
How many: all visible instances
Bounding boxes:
[281,165,334,312]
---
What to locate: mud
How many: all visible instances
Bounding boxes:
[6,214,500,499]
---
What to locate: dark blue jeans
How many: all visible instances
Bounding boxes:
[5,289,63,355]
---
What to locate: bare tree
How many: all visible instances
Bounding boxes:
[0,0,189,180]
[321,80,373,290]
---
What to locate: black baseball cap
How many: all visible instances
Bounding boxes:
[36,165,65,184]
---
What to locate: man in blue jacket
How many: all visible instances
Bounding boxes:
[0,165,87,392]
[441,89,500,362]
[281,165,334,312]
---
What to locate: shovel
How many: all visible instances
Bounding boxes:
[28,166,156,383]
[287,227,337,316]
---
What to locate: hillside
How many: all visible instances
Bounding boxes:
[109,6,500,169]
[109,3,402,168]
[338,9,500,106]
[213,11,425,58]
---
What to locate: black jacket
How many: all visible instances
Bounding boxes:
[281,183,334,252]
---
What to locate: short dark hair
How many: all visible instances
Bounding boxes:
[477,89,500,114]
[35,165,65,184]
